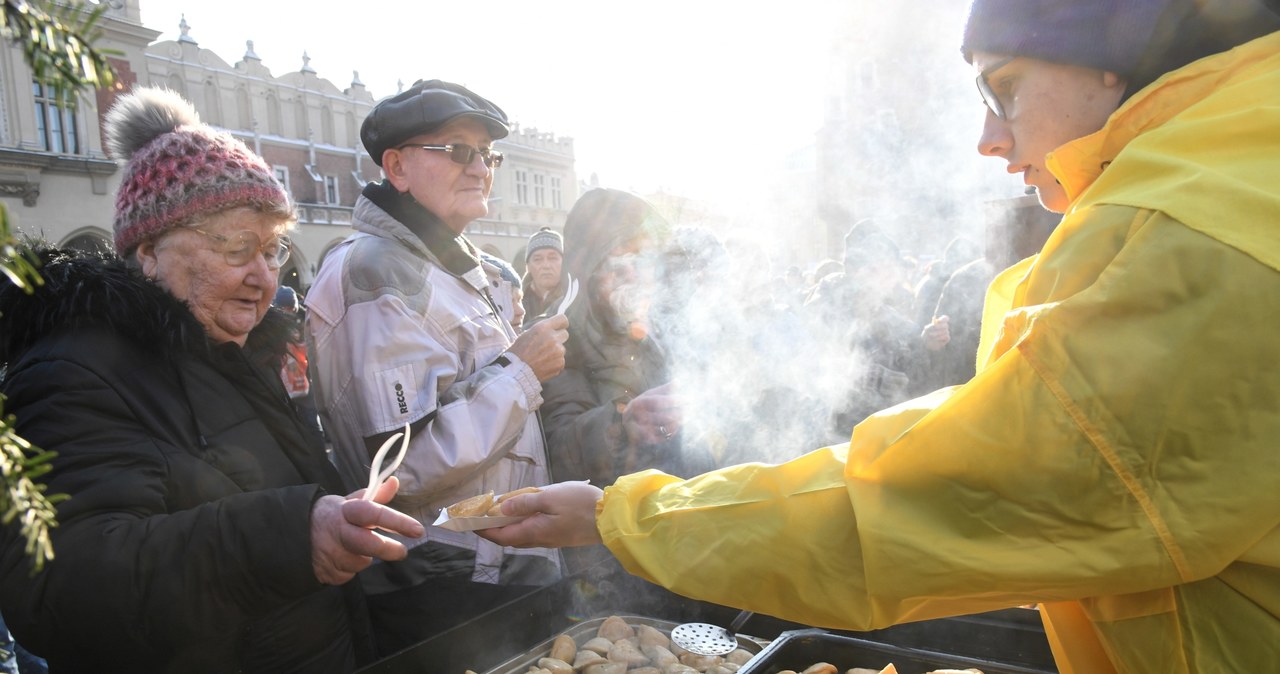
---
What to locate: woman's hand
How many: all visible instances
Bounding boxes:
[477,481,605,549]
[310,477,425,585]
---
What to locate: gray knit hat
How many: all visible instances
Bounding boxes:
[104,87,293,255]
[961,0,1172,74]
[525,226,564,262]
[961,0,1280,98]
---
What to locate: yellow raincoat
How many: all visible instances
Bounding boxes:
[597,32,1280,673]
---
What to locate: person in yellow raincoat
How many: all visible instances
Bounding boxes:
[482,1,1280,671]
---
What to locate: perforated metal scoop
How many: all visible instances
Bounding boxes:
[670,609,753,656]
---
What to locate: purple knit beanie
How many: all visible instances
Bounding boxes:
[961,0,1174,73]
[104,87,293,256]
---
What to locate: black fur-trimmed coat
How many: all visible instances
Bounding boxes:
[0,248,366,672]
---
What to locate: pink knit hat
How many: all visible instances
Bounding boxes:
[104,87,293,255]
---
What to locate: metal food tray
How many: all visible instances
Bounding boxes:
[737,629,1053,674]
[483,614,767,674]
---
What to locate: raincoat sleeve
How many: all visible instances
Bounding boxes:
[598,211,1280,632]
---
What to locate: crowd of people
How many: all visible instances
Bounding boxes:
[0,0,1277,672]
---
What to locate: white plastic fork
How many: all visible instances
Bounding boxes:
[555,274,579,316]
[362,422,410,501]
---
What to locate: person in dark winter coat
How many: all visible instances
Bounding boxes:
[521,226,568,328]
[540,189,714,491]
[912,236,980,329]
[806,220,926,432]
[0,87,422,673]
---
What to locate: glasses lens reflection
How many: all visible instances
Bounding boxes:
[450,144,504,168]
[976,57,1014,119]
[193,228,290,269]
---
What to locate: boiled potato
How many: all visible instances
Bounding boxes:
[547,634,575,663]
[535,657,572,674]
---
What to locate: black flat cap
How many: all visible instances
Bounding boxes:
[360,79,509,167]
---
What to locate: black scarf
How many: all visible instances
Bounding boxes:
[362,181,483,279]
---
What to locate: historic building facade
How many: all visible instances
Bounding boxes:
[0,0,576,291]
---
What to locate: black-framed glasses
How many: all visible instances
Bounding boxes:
[976,56,1016,120]
[190,228,292,269]
[397,143,504,168]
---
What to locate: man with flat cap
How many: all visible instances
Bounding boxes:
[305,79,568,654]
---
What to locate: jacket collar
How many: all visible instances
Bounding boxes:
[359,181,485,290]
[1047,31,1279,209]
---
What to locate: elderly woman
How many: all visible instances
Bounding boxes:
[0,88,422,672]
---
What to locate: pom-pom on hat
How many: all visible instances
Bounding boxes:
[525,226,563,262]
[105,87,293,256]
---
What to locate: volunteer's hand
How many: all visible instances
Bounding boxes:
[506,313,569,381]
[477,481,605,549]
[310,476,425,585]
[922,315,951,351]
[622,382,683,445]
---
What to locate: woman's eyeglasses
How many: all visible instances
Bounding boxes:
[976,56,1016,120]
[190,228,292,269]
[397,143,504,168]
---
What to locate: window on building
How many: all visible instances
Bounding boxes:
[273,166,290,194]
[32,81,78,154]
[235,86,252,129]
[515,170,529,205]
[551,176,562,209]
[324,175,340,204]
[266,93,282,135]
[533,173,545,208]
[857,60,878,93]
[203,79,222,126]
[876,109,900,136]
[321,105,334,145]
[294,98,309,140]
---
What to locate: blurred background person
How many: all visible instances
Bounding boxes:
[521,226,568,328]
[806,219,925,435]
[652,228,829,467]
[912,236,980,330]
[483,252,526,333]
[540,188,717,571]
[273,285,325,439]
[541,188,714,487]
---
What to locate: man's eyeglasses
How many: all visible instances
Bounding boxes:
[397,143,504,168]
[976,56,1016,120]
[190,228,292,269]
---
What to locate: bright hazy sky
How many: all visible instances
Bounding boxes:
[139,0,852,214]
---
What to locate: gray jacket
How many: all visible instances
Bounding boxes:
[306,195,558,586]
